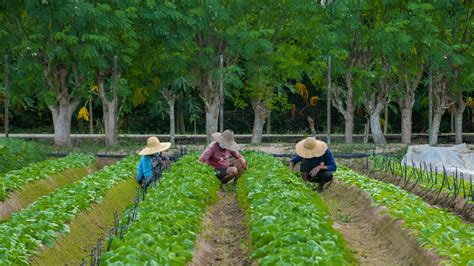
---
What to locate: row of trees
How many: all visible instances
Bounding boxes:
[0,0,472,146]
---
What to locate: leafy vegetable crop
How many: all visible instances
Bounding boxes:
[101,154,219,265]
[0,156,138,265]
[237,152,355,265]
[0,153,95,201]
[0,138,48,174]
[338,166,474,265]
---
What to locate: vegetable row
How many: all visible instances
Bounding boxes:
[0,153,96,201]
[0,138,48,174]
[338,166,474,265]
[0,155,138,265]
[237,152,355,265]
[102,154,220,265]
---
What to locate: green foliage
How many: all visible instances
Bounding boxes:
[338,166,474,265]
[0,138,48,174]
[237,152,355,265]
[0,153,95,201]
[0,155,138,265]
[102,154,219,265]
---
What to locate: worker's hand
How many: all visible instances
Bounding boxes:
[235,158,248,170]
[288,162,295,171]
[309,166,321,177]
[319,162,328,170]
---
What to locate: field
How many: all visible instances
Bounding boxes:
[0,139,473,265]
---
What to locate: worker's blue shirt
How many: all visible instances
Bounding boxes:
[290,149,337,172]
[137,155,157,182]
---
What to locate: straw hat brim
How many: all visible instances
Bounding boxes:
[295,139,328,158]
[212,132,241,152]
[138,142,171,155]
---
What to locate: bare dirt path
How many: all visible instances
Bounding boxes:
[190,191,252,266]
[320,181,440,266]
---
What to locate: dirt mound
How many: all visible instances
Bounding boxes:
[321,181,440,266]
[190,191,252,266]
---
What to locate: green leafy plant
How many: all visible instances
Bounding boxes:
[101,154,219,265]
[237,152,355,265]
[0,138,49,174]
[0,156,138,265]
[0,153,95,201]
[338,166,474,265]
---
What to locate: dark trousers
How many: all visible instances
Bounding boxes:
[300,159,333,184]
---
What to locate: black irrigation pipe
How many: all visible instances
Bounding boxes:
[272,152,399,159]
[79,148,188,266]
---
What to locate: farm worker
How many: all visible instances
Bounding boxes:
[288,137,336,192]
[137,136,171,186]
[199,129,248,186]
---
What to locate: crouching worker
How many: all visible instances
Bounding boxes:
[199,130,247,188]
[137,136,171,186]
[288,137,336,192]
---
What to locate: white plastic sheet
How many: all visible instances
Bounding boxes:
[402,144,474,179]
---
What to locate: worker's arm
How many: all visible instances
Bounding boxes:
[137,158,144,182]
[324,150,337,172]
[289,155,302,171]
[199,144,213,164]
[231,150,247,170]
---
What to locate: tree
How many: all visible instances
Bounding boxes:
[17,1,97,146]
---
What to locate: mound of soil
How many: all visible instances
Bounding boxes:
[321,181,441,266]
[190,191,252,266]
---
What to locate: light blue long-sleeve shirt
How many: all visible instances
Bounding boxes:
[137,155,155,182]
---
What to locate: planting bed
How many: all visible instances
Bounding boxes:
[0,156,137,265]
[102,154,220,265]
[238,152,355,265]
[336,166,474,265]
[0,153,95,201]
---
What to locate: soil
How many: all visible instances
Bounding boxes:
[320,181,441,266]
[341,158,474,223]
[190,191,253,266]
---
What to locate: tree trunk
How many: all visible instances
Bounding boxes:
[47,67,79,147]
[250,98,269,144]
[178,107,185,133]
[98,77,118,147]
[205,100,219,142]
[49,98,79,147]
[432,111,443,145]
[454,93,465,144]
[332,72,355,143]
[364,90,388,144]
[400,108,412,144]
[431,77,450,145]
[369,111,386,144]
[168,101,175,144]
[198,70,220,143]
[162,89,176,144]
[345,111,354,143]
[306,116,316,136]
[266,109,271,134]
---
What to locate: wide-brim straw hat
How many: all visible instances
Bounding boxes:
[212,130,241,152]
[295,137,328,158]
[138,137,171,155]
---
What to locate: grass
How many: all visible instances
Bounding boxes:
[30,178,137,265]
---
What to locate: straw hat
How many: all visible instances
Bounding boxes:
[212,130,241,151]
[295,137,328,158]
[138,137,171,156]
